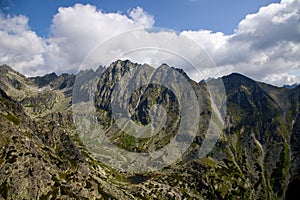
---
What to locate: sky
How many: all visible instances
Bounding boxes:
[0,0,299,86]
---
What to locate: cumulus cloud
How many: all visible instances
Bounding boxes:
[0,14,46,75]
[47,4,154,74]
[182,0,300,85]
[0,1,300,86]
[79,29,215,81]
[128,6,154,27]
[0,4,155,76]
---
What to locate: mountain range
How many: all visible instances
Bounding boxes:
[0,60,299,199]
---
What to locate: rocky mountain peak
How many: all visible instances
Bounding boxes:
[0,64,27,92]
[30,72,75,90]
[284,83,300,89]
[0,64,14,73]
[222,72,256,91]
[108,59,141,75]
[0,64,23,76]
[30,72,58,88]
[1,60,300,199]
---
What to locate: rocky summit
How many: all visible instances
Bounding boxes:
[0,60,300,199]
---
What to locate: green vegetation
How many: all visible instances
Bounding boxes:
[0,62,299,199]
[4,113,20,124]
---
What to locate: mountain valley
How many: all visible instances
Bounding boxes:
[0,60,299,199]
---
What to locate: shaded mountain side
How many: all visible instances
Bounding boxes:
[92,60,211,154]
[222,73,300,199]
[0,65,75,118]
[221,73,290,198]
[0,86,142,199]
[30,72,75,92]
[0,62,300,199]
[287,86,300,200]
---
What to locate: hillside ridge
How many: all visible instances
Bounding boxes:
[0,61,299,199]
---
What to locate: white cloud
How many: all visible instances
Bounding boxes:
[182,0,300,85]
[128,6,154,28]
[0,4,155,76]
[79,29,215,81]
[1,1,300,86]
[0,14,46,76]
[47,4,154,74]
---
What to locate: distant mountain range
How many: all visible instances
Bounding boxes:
[0,60,299,199]
[284,83,300,90]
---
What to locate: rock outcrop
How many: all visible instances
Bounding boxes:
[0,61,299,199]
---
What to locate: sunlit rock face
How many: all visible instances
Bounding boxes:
[0,61,300,199]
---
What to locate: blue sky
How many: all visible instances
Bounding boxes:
[2,0,280,36]
[0,0,299,86]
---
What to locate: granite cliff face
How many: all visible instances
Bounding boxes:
[0,61,299,199]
